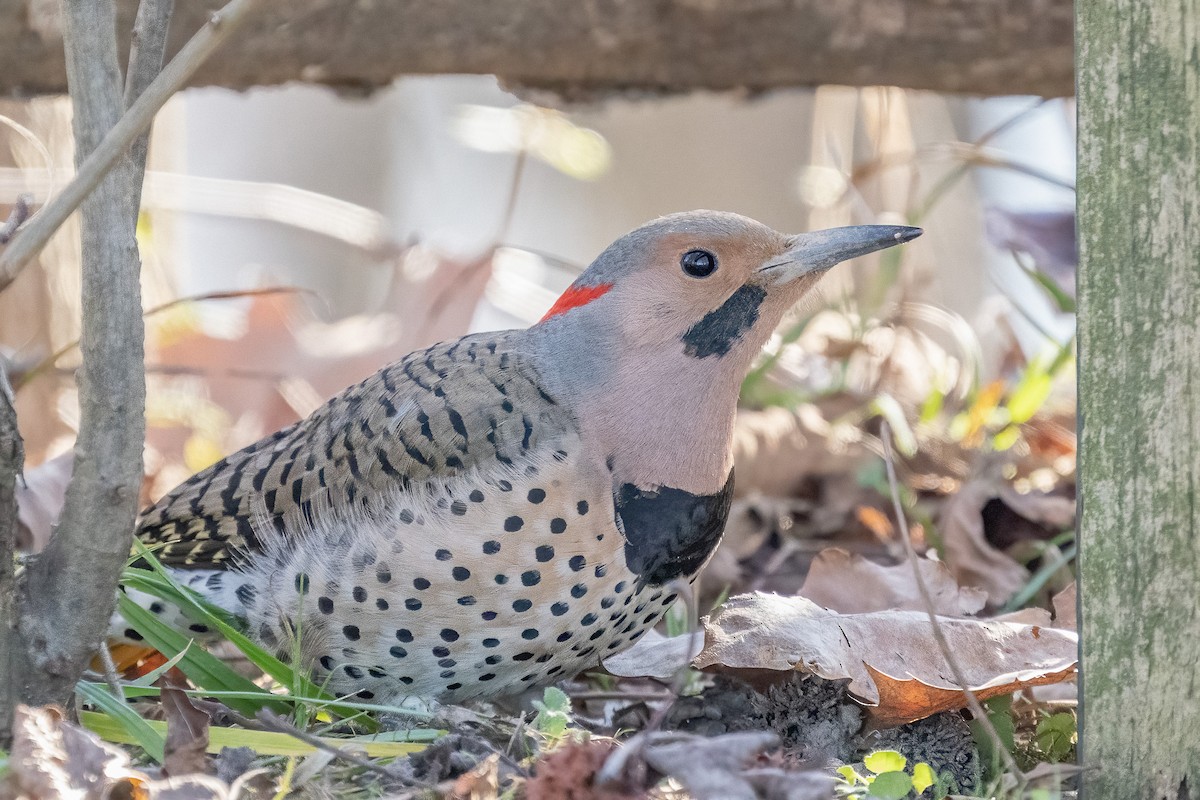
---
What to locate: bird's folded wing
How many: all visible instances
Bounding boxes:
[136,332,573,569]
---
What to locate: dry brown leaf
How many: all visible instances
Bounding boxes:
[695,592,1077,726]
[448,753,500,800]
[937,479,1029,605]
[798,548,987,616]
[865,662,1077,727]
[855,506,894,540]
[1051,582,1076,630]
[13,451,72,553]
[3,705,231,800]
[161,685,212,778]
[602,630,703,680]
[525,739,640,800]
[998,486,1075,531]
[639,731,829,800]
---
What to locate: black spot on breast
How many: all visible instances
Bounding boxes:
[681,285,767,359]
[396,629,413,642]
[483,540,501,554]
[343,625,360,641]
[615,470,734,585]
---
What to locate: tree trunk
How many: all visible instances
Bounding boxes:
[0,0,160,739]
[1076,0,1200,794]
[0,0,1072,99]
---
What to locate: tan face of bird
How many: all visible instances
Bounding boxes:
[540,210,921,365]
[533,210,921,492]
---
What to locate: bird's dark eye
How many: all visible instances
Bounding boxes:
[681,249,717,278]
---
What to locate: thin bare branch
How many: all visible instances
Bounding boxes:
[0,0,267,294]
[879,421,1026,788]
[0,194,32,245]
[124,0,175,212]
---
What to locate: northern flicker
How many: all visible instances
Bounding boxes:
[122,211,920,704]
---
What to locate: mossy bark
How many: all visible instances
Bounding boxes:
[1077,0,1200,796]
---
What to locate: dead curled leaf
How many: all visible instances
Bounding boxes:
[798,548,988,616]
[694,592,1077,727]
[4,704,232,800]
[1051,581,1076,631]
[602,629,703,681]
[161,685,212,778]
[937,478,1030,605]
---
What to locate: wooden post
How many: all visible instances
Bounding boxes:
[1077,0,1200,796]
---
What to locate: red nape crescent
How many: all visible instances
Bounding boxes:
[539,282,614,322]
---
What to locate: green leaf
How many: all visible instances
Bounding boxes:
[866,771,913,799]
[531,686,572,739]
[76,682,166,762]
[1006,370,1053,424]
[911,762,935,794]
[1035,711,1077,762]
[836,765,866,786]
[863,750,907,775]
[971,694,1015,783]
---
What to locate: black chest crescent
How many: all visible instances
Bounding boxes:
[614,470,735,586]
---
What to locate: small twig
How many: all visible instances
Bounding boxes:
[256,709,401,778]
[95,645,126,701]
[0,194,32,244]
[0,0,267,293]
[879,421,1027,790]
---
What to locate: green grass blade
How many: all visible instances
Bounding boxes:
[76,681,166,762]
[117,594,286,717]
[114,685,436,721]
[80,711,427,758]
[121,565,374,725]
